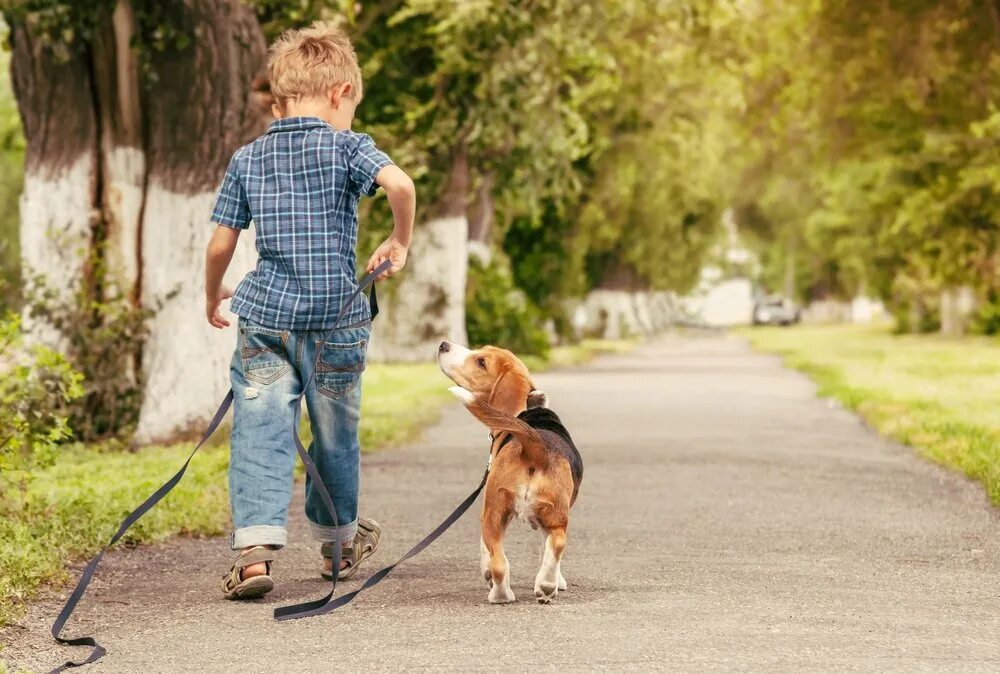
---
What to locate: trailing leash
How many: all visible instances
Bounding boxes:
[48,259,489,671]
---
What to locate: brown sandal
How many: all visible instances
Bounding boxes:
[222,545,275,600]
[320,517,382,580]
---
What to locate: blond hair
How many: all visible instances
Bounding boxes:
[268,21,363,104]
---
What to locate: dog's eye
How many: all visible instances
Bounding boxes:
[476,357,487,369]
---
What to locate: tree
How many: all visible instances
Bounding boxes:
[6,0,270,441]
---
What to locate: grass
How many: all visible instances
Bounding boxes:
[743,324,1000,504]
[0,339,633,628]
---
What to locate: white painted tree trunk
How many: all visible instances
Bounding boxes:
[368,215,468,361]
[19,158,94,343]
[133,187,257,443]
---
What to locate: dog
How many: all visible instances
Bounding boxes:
[437,341,583,604]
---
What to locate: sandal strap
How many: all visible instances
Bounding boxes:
[235,545,275,568]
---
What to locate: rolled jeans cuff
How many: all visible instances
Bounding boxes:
[231,525,287,550]
[308,518,358,546]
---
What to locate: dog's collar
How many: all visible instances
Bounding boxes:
[488,431,515,453]
[486,432,514,471]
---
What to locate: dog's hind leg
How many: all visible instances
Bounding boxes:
[480,537,492,587]
[482,493,515,604]
[534,527,566,604]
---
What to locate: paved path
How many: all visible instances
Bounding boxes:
[4,334,1000,672]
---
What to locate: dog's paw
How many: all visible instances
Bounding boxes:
[488,583,516,604]
[448,386,476,405]
[534,581,558,604]
[558,572,567,592]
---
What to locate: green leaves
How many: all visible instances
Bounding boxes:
[0,312,84,496]
[720,0,1000,315]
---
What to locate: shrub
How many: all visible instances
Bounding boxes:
[0,312,83,499]
[971,291,1000,336]
[25,277,152,442]
[465,255,550,357]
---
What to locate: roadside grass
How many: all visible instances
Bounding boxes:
[0,339,634,627]
[742,324,1000,504]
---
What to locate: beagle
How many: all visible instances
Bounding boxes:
[438,341,583,604]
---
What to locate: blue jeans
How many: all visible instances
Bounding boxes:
[228,317,370,550]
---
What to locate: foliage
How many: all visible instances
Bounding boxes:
[721,0,1000,327]
[246,1,727,305]
[0,38,24,312]
[745,325,1000,503]
[25,277,151,442]
[0,312,83,497]
[465,255,550,357]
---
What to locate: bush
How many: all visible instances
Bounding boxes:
[465,255,550,357]
[971,292,1000,336]
[0,312,83,498]
[26,277,152,442]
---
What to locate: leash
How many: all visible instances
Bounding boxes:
[50,258,495,671]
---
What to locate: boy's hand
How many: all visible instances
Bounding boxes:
[366,238,408,282]
[206,286,234,329]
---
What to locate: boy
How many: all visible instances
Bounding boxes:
[204,22,415,599]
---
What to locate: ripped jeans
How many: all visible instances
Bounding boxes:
[228,317,370,551]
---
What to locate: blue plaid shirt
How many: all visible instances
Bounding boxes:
[211,117,393,329]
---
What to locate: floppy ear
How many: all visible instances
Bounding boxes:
[488,369,532,414]
[526,389,549,409]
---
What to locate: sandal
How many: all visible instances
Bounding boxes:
[321,517,382,581]
[222,545,275,600]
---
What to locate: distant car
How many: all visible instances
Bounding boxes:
[753,297,800,326]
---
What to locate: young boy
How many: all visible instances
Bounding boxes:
[204,22,415,599]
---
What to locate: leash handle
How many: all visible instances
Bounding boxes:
[47,261,390,672]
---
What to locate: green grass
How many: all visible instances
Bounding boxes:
[0,340,633,627]
[743,324,1000,504]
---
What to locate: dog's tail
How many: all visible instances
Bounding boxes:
[450,388,550,469]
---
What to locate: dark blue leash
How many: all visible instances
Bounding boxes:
[48,259,488,671]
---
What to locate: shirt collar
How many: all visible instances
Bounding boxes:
[266,117,333,134]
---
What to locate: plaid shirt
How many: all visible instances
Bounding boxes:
[211,117,393,330]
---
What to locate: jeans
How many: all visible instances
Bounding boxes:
[228,317,370,550]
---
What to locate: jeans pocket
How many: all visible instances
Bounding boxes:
[315,336,367,399]
[240,324,290,385]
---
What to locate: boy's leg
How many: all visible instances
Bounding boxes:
[229,320,301,554]
[301,323,371,558]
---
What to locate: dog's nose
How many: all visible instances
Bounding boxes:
[439,341,451,353]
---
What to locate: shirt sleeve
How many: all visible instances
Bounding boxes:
[347,133,394,198]
[210,153,252,230]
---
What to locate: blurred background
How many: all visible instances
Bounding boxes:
[1,0,998,631]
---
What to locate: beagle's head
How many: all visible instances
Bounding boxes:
[437,341,548,414]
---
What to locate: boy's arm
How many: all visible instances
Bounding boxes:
[366,164,416,282]
[205,225,241,329]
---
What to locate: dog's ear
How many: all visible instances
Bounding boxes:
[488,369,532,413]
[526,389,549,409]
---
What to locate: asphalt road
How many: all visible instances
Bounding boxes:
[4,334,1000,673]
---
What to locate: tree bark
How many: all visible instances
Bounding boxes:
[10,0,270,443]
[10,18,98,331]
[369,144,469,361]
[134,0,269,442]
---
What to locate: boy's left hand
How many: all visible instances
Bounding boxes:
[366,237,408,282]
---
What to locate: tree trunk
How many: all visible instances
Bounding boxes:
[134,0,269,442]
[10,0,269,443]
[368,145,469,361]
[10,18,98,343]
[467,171,495,245]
